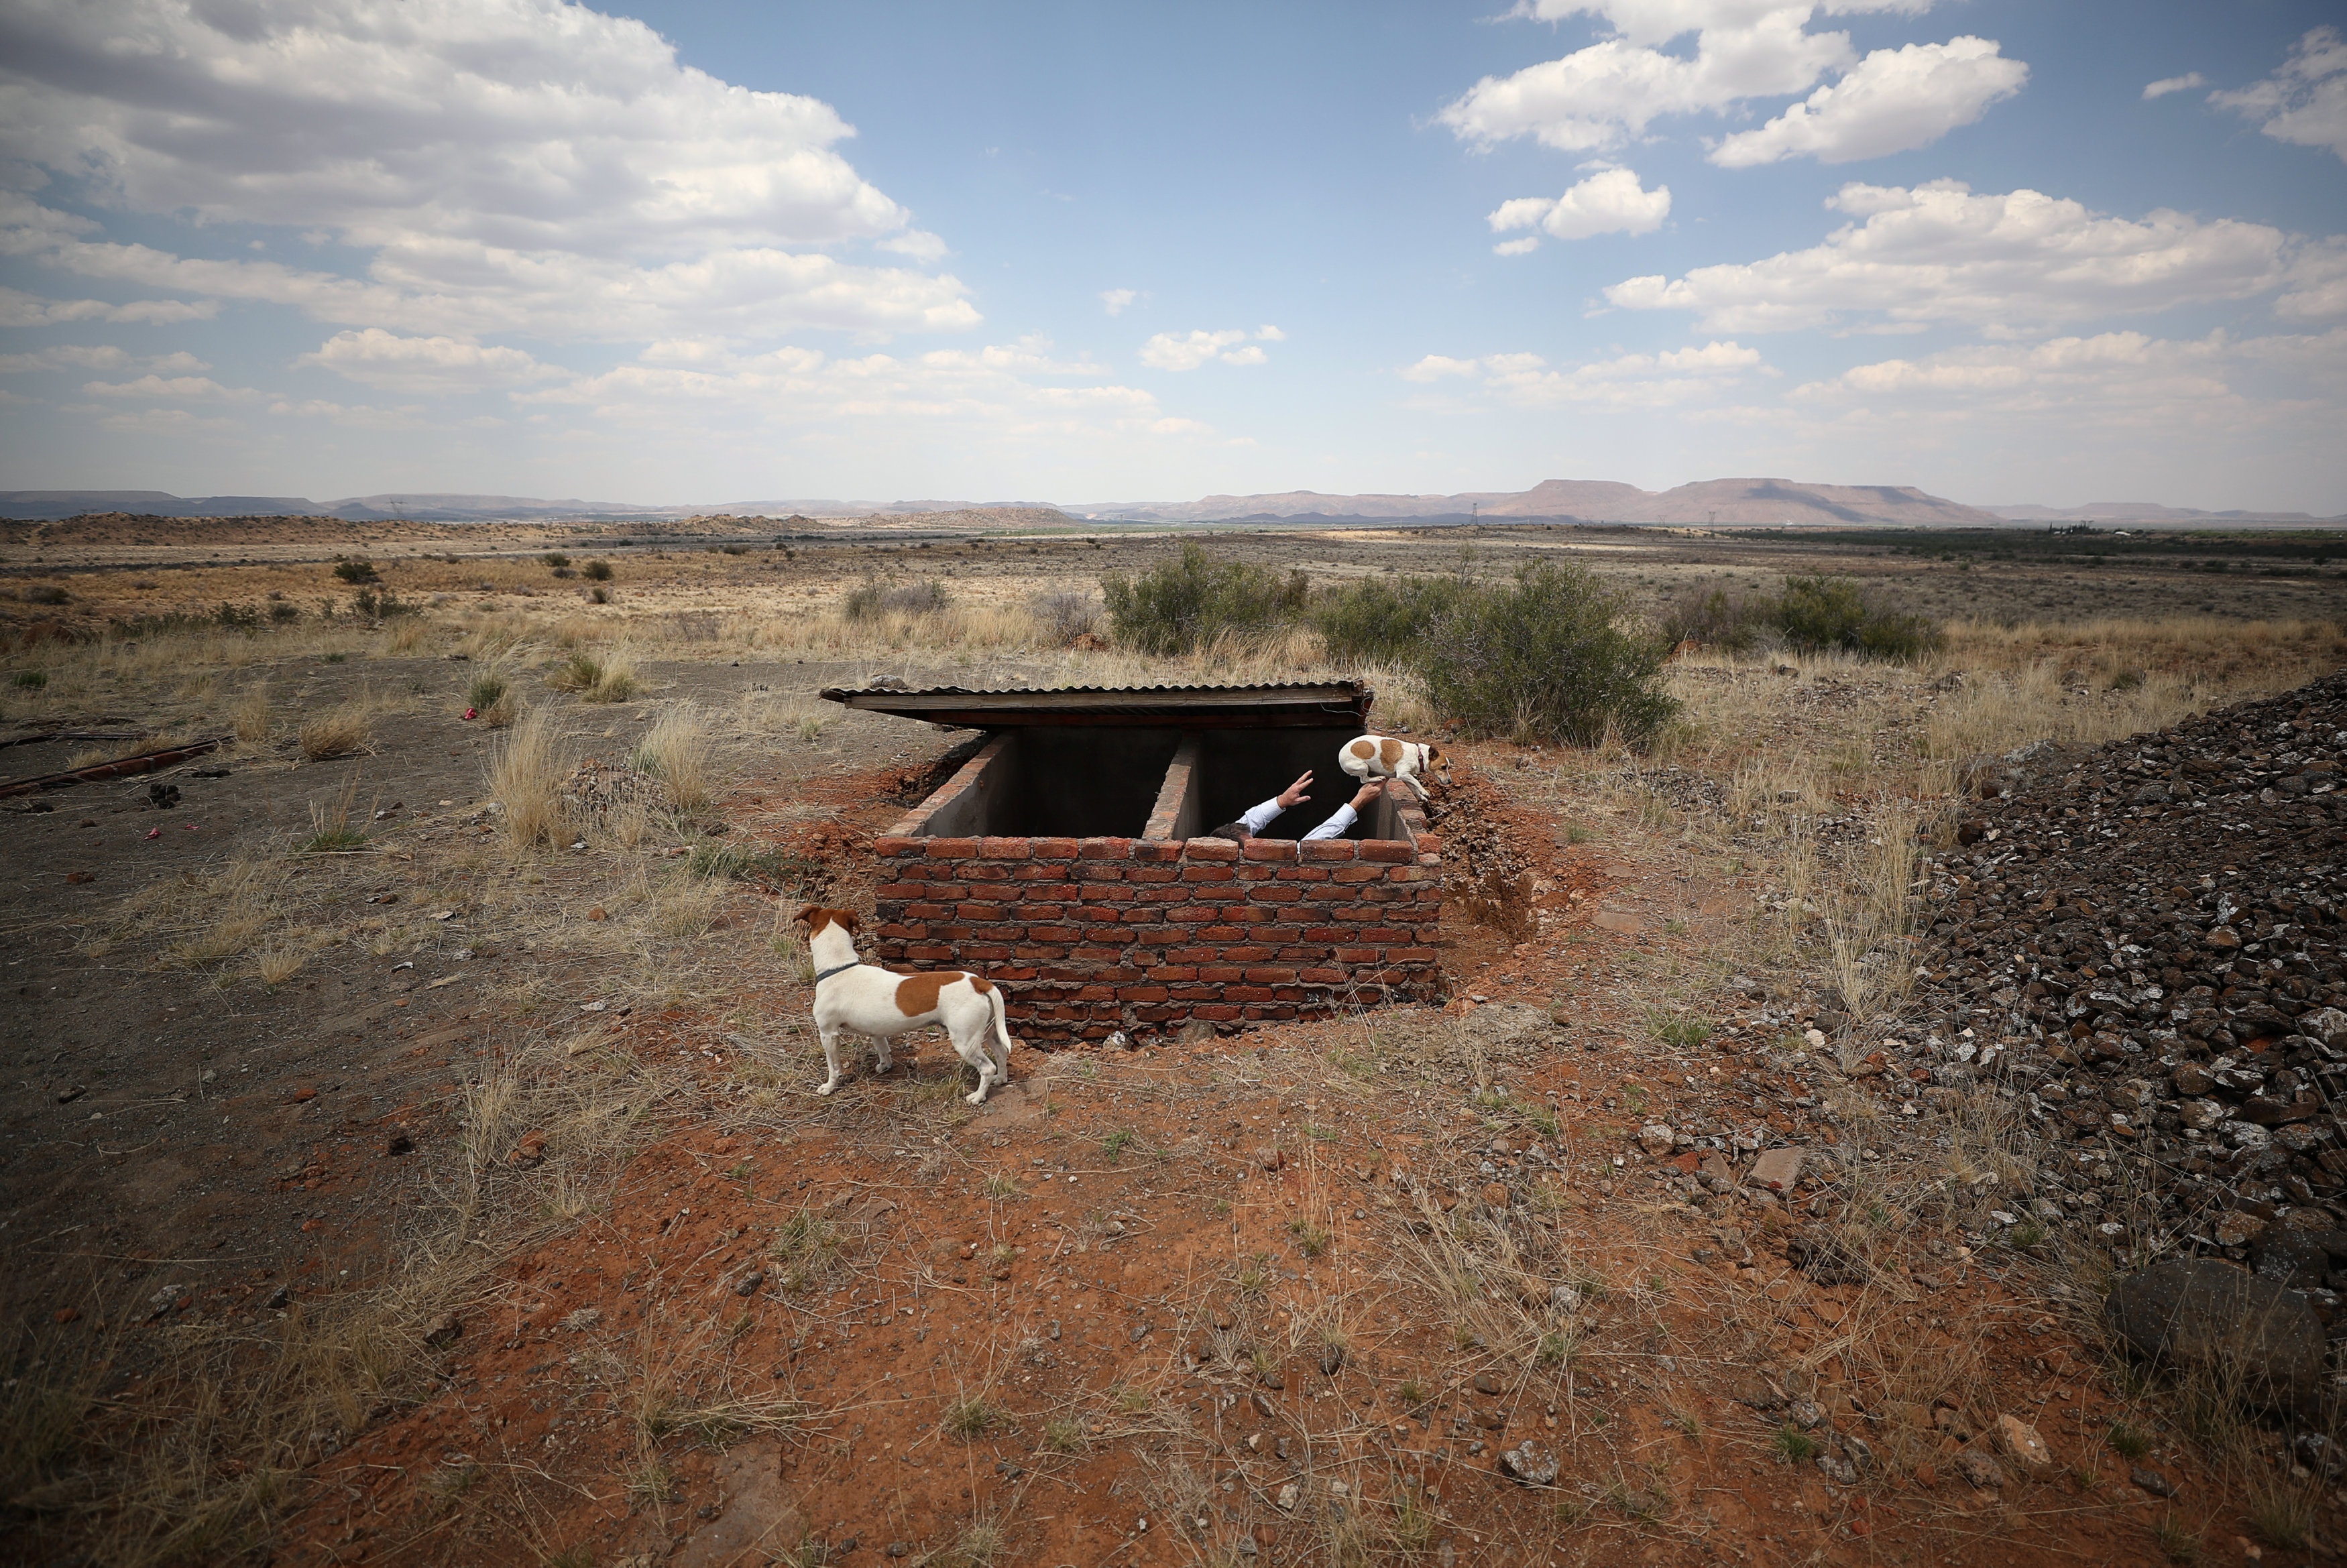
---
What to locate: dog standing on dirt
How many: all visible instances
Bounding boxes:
[793,906,1015,1103]
[1338,734,1443,802]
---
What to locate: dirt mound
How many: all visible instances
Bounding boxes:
[1916,671,2347,1310]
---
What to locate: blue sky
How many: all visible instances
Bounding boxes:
[2,0,2342,511]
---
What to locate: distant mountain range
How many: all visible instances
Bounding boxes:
[1,481,2338,527]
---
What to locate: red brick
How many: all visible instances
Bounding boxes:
[1078,838,1135,859]
[925,837,977,858]
[1083,927,1132,943]
[1334,947,1381,963]
[1241,840,1292,863]
[1119,985,1169,1002]
[1360,840,1412,863]
[877,880,925,899]
[1392,947,1438,962]
[1244,966,1299,984]
[1147,966,1199,981]
[1251,886,1304,904]
[1272,987,1306,1002]
[974,836,1028,859]
[1193,1004,1240,1021]
[1169,985,1218,1000]
[1223,945,1274,962]
[1184,837,1239,861]
[1131,840,1184,863]
[1168,907,1218,924]
[1273,865,1330,882]
[1012,902,1066,921]
[1029,836,1080,860]
[1300,967,1346,984]
[1300,839,1356,862]
[1228,985,1274,1002]
[963,945,1015,961]
[907,944,954,961]
[1302,926,1349,943]
[1126,866,1180,884]
[1198,964,1245,983]
[1332,864,1385,884]
[904,902,954,920]
[1182,865,1236,883]
[872,835,922,858]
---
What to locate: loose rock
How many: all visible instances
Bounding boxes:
[2104,1258,2326,1411]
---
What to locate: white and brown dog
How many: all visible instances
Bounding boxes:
[1338,734,1443,802]
[793,906,1015,1103]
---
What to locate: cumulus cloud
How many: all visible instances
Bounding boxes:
[294,328,567,394]
[1603,180,2306,333]
[1100,289,1138,316]
[1440,5,1853,153]
[1488,168,1671,251]
[2142,72,2206,101]
[1139,326,1281,371]
[510,335,1194,449]
[2212,27,2347,164]
[1710,37,2026,166]
[2281,238,2347,320]
[1398,339,1766,407]
[0,0,974,341]
[0,285,219,326]
[82,374,253,400]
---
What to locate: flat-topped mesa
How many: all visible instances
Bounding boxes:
[825,682,1444,1043]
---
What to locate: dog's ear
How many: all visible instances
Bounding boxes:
[836,909,862,934]
[793,903,823,931]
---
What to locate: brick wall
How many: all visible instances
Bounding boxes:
[869,782,1442,1040]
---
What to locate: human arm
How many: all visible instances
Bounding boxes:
[1303,782,1384,841]
[1240,771,1318,835]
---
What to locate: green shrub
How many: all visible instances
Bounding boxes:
[12,669,45,689]
[842,578,951,621]
[1414,559,1677,745]
[348,587,417,619]
[1774,574,1942,660]
[466,672,508,709]
[1658,585,1774,652]
[1100,542,1306,654]
[581,559,614,581]
[540,552,571,569]
[1312,573,1472,665]
[332,557,378,585]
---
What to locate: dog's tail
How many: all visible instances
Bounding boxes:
[986,983,1015,1075]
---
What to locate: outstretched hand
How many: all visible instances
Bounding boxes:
[1276,770,1314,808]
[1349,782,1383,810]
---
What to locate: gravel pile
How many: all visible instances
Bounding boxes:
[1908,670,2347,1311]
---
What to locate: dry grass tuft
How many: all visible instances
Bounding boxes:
[634,701,716,812]
[297,702,372,762]
[229,681,271,742]
[485,709,568,849]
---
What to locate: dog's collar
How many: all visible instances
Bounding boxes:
[811,961,860,984]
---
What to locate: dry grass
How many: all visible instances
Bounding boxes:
[297,701,372,762]
[485,709,568,849]
[229,681,271,742]
[634,701,716,813]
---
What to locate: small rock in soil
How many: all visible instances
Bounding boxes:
[1497,1439,1560,1486]
[1995,1413,2053,1474]
[1953,1450,2005,1490]
[1749,1148,1805,1192]
[734,1270,766,1297]
[2132,1467,2177,1498]
[1636,1124,1674,1156]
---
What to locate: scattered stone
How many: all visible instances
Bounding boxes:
[1480,1182,1509,1207]
[508,1131,548,1168]
[734,1270,766,1297]
[587,906,607,922]
[422,1312,461,1347]
[2214,1211,2267,1248]
[1251,1392,1275,1418]
[2104,1258,2326,1412]
[1749,1148,1805,1192]
[1318,1343,1346,1376]
[1497,1439,1560,1487]
[559,1307,602,1332]
[2132,1467,2177,1498]
[264,1284,290,1310]
[144,1284,187,1321]
[1995,1414,2053,1475]
[1636,1124,1675,1156]
[54,1085,84,1105]
[1953,1450,2005,1490]
[1472,1372,1501,1395]
[1256,1146,1283,1172]
[54,1307,79,1325]
[1275,1483,1300,1512]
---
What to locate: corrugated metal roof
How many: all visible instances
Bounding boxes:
[817,680,1374,729]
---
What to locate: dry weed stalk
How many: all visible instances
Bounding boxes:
[485,709,567,849]
[296,701,372,762]
[635,701,716,812]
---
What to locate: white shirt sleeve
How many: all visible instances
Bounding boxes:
[1304,802,1357,841]
[1239,797,1285,835]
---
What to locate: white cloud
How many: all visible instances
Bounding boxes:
[1710,36,2026,166]
[1441,5,1853,154]
[1100,288,1138,316]
[2142,72,2206,101]
[93,406,241,435]
[1138,326,1279,371]
[1399,339,1766,406]
[1257,324,1287,342]
[1489,168,1671,245]
[82,374,253,400]
[1399,355,1485,382]
[1604,180,2305,333]
[1505,3,1933,50]
[0,285,219,326]
[1494,237,1544,256]
[0,0,974,341]
[2281,238,2347,320]
[2212,27,2347,164]
[0,345,207,374]
[508,335,1198,451]
[294,328,567,394]
[878,231,951,261]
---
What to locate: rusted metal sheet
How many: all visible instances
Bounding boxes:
[0,735,228,799]
[816,681,1373,730]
